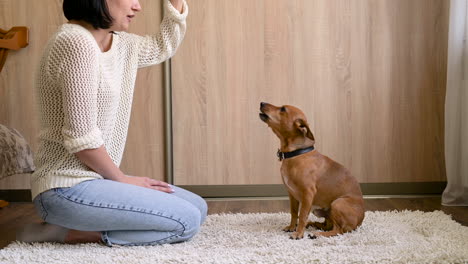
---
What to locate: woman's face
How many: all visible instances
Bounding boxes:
[106,0,141,31]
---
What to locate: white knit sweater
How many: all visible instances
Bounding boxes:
[32,1,188,199]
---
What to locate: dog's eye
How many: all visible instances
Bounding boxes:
[280,107,286,112]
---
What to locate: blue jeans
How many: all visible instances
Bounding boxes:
[33,179,207,246]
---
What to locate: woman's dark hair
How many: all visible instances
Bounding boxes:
[63,0,113,29]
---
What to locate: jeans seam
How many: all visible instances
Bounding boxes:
[115,233,184,247]
[53,190,188,246]
[101,231,112,247]
[38,193,49,221]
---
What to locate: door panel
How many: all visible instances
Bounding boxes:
[171,0,449,185]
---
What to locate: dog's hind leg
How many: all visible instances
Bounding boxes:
[309,228,341,239]
[307,217,333,231]
[307,208,332,231]
[309,197,362,238]
[309,217,341,238]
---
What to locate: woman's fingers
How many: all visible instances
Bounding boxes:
[145,178,174,193]
[147,179,167,186]
[147,179,170,187]
[122,176,175,193]
[150,185,175,193]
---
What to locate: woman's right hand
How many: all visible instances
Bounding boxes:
[118,175,175,193]
[74,146,174,193]
[169,0,184,13]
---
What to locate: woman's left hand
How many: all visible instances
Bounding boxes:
[119,175,175,193]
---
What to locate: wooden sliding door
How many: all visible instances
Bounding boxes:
[171,0,449,185]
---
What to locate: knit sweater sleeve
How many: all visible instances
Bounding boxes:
[56,32,104,153]
[134,0,188,68]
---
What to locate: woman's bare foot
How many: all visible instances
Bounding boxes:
[17,222,102,244]
[16,222,68,243]
[64,230,102,244]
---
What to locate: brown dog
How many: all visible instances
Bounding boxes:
[259,102,365,239]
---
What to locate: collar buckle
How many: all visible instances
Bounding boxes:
[277,149,284,161]
[276,146,315,161]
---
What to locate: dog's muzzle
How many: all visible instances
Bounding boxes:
[259,102,269,122]
[259,112,269,122]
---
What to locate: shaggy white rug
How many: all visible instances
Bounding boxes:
[1,210,467,264]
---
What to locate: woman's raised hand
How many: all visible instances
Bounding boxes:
[169,0,184,13]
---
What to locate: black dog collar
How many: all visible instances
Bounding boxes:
[277,146,315,161]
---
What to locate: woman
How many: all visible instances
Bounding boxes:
[17,0,207,246]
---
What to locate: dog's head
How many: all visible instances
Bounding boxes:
[259,102,315,144]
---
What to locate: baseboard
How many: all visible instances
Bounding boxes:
[0,182,446,201]
[180,182,447,198]
[0,189,31,202]
[359,182,446,196]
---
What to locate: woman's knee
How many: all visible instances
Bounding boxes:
[177,206,203,240]
[189,192,208,224]
[198,198,208,223]
[171,186,208,224]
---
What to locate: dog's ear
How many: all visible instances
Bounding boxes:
[294,119,315,141]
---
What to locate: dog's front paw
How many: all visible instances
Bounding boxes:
[289,231,304,240]
[283,225,296,232]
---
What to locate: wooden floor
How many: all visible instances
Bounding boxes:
[0,196,466,249]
